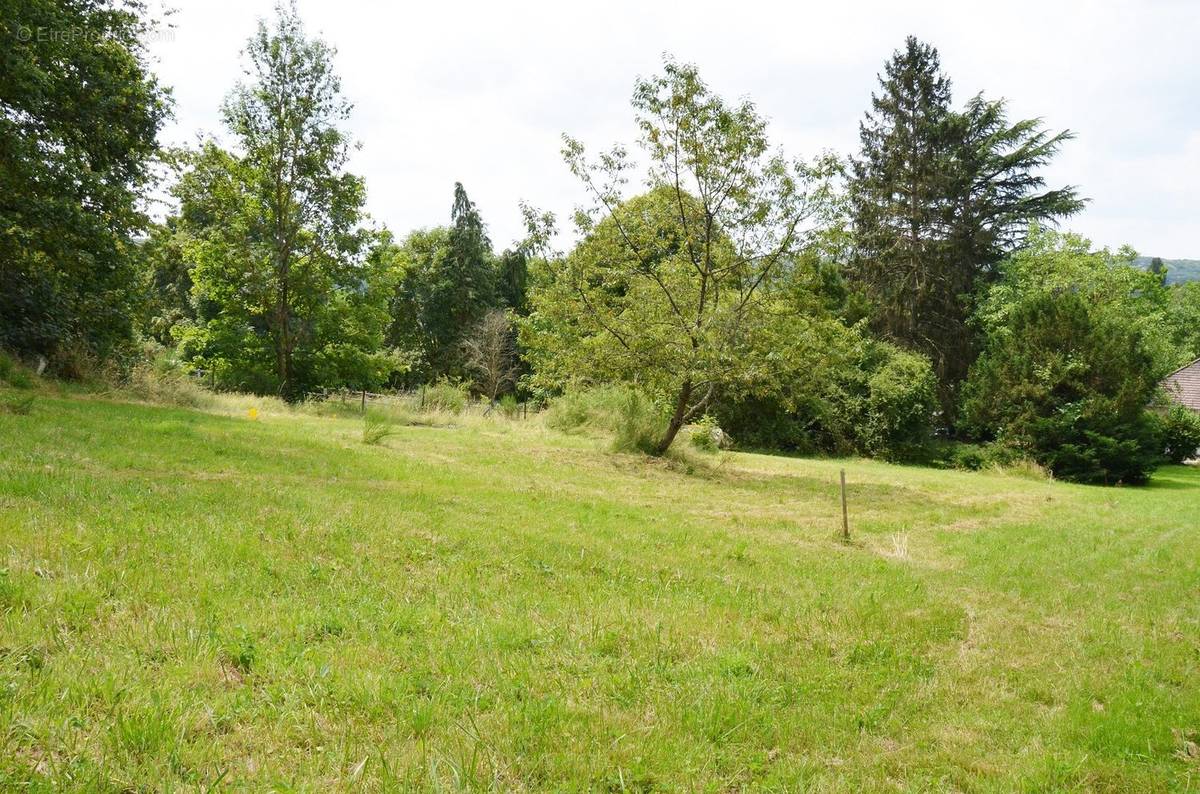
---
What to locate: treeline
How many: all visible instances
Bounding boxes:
[4,2,1200,482]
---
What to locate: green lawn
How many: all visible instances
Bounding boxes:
[1,391,1198,791]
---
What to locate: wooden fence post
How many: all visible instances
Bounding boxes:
[361,388,366,413]
[840,469,849,541]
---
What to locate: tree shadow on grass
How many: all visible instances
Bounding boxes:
[1144,464,1200,491]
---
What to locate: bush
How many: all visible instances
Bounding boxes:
[714,331,936,461]
[546,385,666,454]
[961,292,1163,485]
[497,393,521,418]
[689,415,719,452]
[123,358,215,409]
[1029,407,1162,485]
[1161,404,1200,464]
[938,441,1038,474]
[858,347,937,461]
[610,390,666,454]
[419,380,468,414]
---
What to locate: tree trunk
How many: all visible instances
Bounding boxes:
[652,380,692,456]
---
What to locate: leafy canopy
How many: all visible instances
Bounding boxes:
[525,57,835,454]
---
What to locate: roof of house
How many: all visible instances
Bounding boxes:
[1163,357,1200,411]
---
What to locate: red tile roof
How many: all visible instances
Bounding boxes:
[1163,358,1200,411]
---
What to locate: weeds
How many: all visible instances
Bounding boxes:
[1,392,35,415]
[362,409,398,445]
[547,385,666,454]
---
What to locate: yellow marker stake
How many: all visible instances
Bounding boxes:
[247,407,259,421]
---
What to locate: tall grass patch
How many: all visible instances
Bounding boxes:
[547,385,666,454]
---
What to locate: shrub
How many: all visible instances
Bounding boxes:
[610,390,667,455]
[1029,407,1162,485]
[420,380,468,414]
[1161,404,1200,464]
[689,415,722,453]
[713,330,936,460]
[497,393,521,418]
[124,359,215,409]
[858,346,937,461]
[546,385,666,454]
[939,441,1035,473]
[547,385,637,434]
[961,292,1163,485]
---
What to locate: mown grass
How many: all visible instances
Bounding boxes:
[0,388,1198,790]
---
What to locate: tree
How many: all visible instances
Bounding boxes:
[435,183,497,371]
[961,230,1169,485]
[974,227,1183,376]
[462,309,519,402]
[524,58,827,455]
[174,4,397,397]
[1166,282,1200,363]
[226,0,367,398]
[961,291,1162,484]
[386,184,499,382]
[850,37,1082,417]
[0,0,169,366]
[496,248,529,314]
[1149,256,1167,284]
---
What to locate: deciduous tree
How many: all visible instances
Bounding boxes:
[525,59,830,454]
[0,0,169,365]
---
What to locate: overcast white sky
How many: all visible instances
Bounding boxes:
[148,0,1199,257]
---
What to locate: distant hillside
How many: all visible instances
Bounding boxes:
[1134,257,1200,285]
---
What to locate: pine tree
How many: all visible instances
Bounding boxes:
[850,37,958,371]
[850,36,1083,422]
[425,183,496,377]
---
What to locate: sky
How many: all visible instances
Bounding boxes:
[147,0,1200,258]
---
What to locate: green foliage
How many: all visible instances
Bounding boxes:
[939,441,1020,472]
[1160,404,1200,464]
[527,57,831,455]
[1029,408,1163,486]
[361,409,397,445]
[545,385,667,454]
[122,349,215,409]
[859,346,939,459]
[0,352,35,389]
[387,184,504,383]
[689,415,722,453]
[963,288,1163,485]
[850,37,1082,413]
[715,317,937,461]
[975,227,1185,375]
[610,390,668,455]
[420,380,469,414]
[170,5,399,400]
[1165,282,1200,363]
[497,393,521,418]
[0,0,169,364]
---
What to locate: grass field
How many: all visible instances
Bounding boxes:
[1,388,1199,791]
